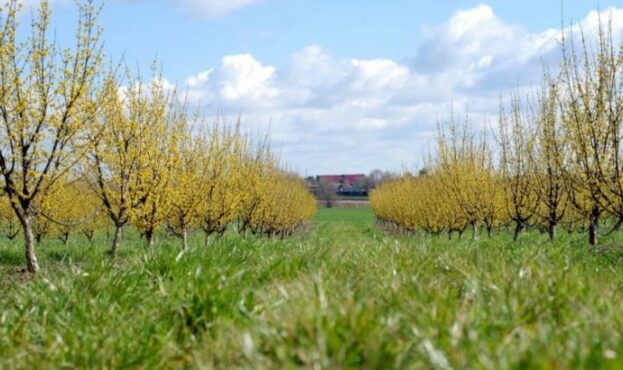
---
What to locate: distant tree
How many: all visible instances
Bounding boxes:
[317,179,338,208]
[368,169,396,189]
[355,176,373,195]
[369,169,385,184]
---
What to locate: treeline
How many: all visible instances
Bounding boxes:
[372,19,623,246]
[0,0,316,273]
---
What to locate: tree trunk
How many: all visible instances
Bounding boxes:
[182,228,188,250]
[22,215,40,273]
[589,205,600,246]
[513,221,524,241]
[146,229,155,251]
[547,220,556,242]
[111,224,123,257]
[471,223,479,240]
[589,222,598,246]
[588,219,599,246]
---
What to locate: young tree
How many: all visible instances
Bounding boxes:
[497,94,538,240]
[238,140,278,234]
[0,0,102,272]
[558,20,623,245]
[198,122,244,245]
[253,171,316,237]
[129,98,183,250]
[167,131,208,250]
[317,178,337,208]
[436,115,497,238]
[529,79,569,241]
[87,71,173,256]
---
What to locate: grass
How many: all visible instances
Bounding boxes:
[314,206,376,224]
[1,208,623,369]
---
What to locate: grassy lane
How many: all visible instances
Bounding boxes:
[314,207,376,225]
[1,208,623,368]
[313,207,377,241]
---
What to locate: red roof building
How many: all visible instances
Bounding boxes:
[317,174,366,185]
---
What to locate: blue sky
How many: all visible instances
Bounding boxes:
[39,0,623,174]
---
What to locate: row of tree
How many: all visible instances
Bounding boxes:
[0,0,316,272]
[372,19,623,246]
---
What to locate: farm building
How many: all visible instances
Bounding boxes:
[316,174,366,185]
[309,174,368,196]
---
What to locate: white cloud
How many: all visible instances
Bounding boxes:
[179,5,623,174]
[218,54,277,104]
[186,54,278,107]
[174,0,261,19]
[186,69,212,88]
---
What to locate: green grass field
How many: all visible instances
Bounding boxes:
[2,208,623,369]
[314,206,376,224]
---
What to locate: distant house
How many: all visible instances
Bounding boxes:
[316,174,366,185]
[315,174,368,196]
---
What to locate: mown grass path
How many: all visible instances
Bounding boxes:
[313,208,375,240]
[1,207,623,369]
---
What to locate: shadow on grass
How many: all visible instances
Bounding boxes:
[0,248,24,267]
[46,249,72,263]
[594,242,623,263]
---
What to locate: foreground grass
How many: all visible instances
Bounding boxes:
[1,209,623,369]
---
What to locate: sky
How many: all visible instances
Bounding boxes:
[26,0,623,175]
